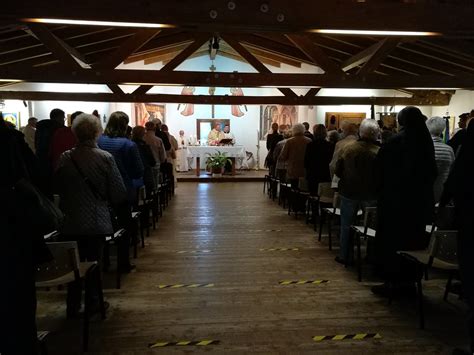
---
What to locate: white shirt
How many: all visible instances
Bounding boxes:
[223,131,235,144]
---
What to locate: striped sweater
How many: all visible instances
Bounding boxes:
[432,136,455,203]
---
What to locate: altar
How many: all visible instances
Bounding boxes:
[186,145,246,176]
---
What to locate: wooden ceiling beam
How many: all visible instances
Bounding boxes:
[94,29,161,69]
[357,38,401,77]
[235,34,312,64]
[144,51,182,65]
[0,90,451,106]
[107,83,124,94]
[27,24,81,69]
[341,40,386,72]
[242,44,301,68]
[305,88,321,97]
[132,34,210,95]
[3,1,474,36]
[124,42,192,64]
[286,34,344,75]
[2,67,474,89]
[221,34,297,97]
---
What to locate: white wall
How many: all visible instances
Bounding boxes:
[432,90,474,127]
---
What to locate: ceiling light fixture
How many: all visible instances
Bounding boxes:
[310,29,440,36]
[0,79,23,82]
[22,18,175,29]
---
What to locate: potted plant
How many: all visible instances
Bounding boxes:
[206,151,232,177]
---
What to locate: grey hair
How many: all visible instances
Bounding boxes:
[292,123,305,136]
[359,118,380,141]
[426,116,446,137]
[72,113,102,142]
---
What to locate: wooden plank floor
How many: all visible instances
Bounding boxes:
[37,182,469,354]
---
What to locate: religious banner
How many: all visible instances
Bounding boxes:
[134,103,165,126]
[230,87,247,117]
[259,105,298,140]
[178,86,195,116]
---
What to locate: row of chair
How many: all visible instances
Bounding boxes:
[263,174,460,330]
[37,175,175,353]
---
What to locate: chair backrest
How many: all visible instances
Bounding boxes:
[362,206,377,233]
[429,230,458,265]
[35,241,80,283]
[318,182,335,204]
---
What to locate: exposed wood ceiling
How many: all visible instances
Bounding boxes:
[0,0,473,105]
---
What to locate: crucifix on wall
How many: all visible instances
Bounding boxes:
[209,61,216,118]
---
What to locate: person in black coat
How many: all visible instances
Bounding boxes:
[35,108,65,197]
[265,122,283,175]
[153,118,171,151]
[441,117,474,355]
[0,115,49,354]
[372,106,437,294]
[132,126,157,198]
[304,124,334,195]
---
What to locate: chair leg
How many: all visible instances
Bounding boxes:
[83,278,90,352]
[417,279,425,329]
[357,233,362,281]
[328,214,333,251]
[96,269,106,320]
[140,217,145,248]
[444,271,454,301]
[318,210,324,242]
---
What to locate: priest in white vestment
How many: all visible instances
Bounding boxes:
[208,123,225,145]
[223,124,235,144]
[176,130,189,172]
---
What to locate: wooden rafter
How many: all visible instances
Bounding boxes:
[27,24,81,69]
[305,88,321,97]
[132,34,210,95]
[242,44,302,68]
[357,38,400,77]
[341,39,387,72]
[285,34,344,75]
[0,90,451,106]
[1,67,473,89]
[94,29,161,69]
[124,42,192,64]
[4,1,474,36]
[222,35,297,97]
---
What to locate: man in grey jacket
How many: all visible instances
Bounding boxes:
[426,116,454,203]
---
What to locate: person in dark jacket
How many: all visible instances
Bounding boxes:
[265,122,283,175]
[304,124,333,195]
[334,119,380,264]
[153,118,171,151]
[98,111,144,273]
[303,121,314,140]
[132,125,157,198]
[440,117,474,355]
[372,106,437,295]
[0,115,48,355]
[35,108,65,197]
[449,111,472,155]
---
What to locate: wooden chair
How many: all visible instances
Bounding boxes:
[350,206,377,281]
[317,182,336,241]
[398,230,459,329]
[103,228,127,289]
[288,179,310,219]
[36,241,105,352]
